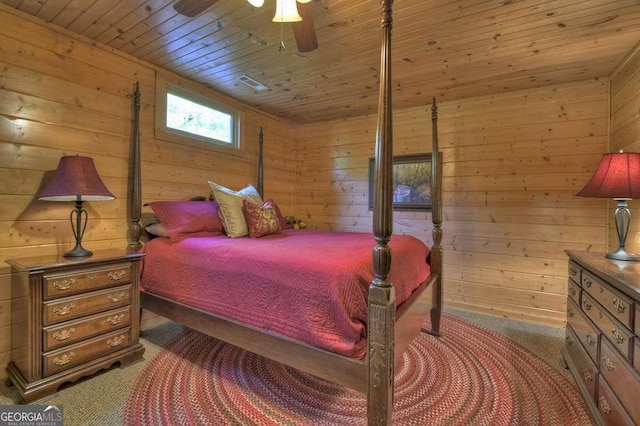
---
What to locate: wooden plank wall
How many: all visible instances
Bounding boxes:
[610,43,640,254]
[293,80,609,327]
[0,7,295,379]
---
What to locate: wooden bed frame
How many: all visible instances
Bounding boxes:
[126,1,443,424]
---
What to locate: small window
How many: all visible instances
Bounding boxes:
[155,75,242,152]
[166,92,235,145]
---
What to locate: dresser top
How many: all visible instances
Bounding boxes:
[566,250,640,299]
[5,249,143,272]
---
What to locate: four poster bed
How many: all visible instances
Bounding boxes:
[126,1,443,424]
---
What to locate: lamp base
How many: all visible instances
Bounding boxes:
[605,247,640,262]
[64,244,93,258]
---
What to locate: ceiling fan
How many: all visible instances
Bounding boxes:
[173,0,318,52]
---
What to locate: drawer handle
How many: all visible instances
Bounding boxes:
[107,314,126,325]
[87,274,97,280]
[601,355,615,372]
[53,303,76,316]
[582,369,593,383]
[586,333,596,347]
[570,266,578,275]
[598,396,611,414]
[107,270,126,281]
[569,287,577,296]
[611,329,625,345]
[53,278,75,290]
[567,307,574,317]
[52,352,75,366]
[107,335,126,347]
[582,300,592,311]
[611,298,626,314]
[108,292,127,303]
[583,277,593,287]
[565,335,573,346]
[52,327,76,341]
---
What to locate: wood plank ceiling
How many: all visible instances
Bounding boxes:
[2,0,640,124]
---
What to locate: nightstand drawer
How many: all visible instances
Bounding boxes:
[44,263,131,300]
[599,337,640,423]
[43,328,133,376]
[43,307,131,351]
[567,298,599,363]
[597,376,634,425]
[565,325,598,399]
[582,292,633,362]
[43,285,131,326]
[568,261,581,284]
[568,280,580,306]
[634,338,639,374]
[582,270,633,328]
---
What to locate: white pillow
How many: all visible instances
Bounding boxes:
[145,222,170,238]
[208,181,263,237]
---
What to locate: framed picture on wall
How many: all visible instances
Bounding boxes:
[368,153,432,211]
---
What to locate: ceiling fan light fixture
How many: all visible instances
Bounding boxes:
[296,0,311,3]
[273,0,302,22]
[247,0,264,7]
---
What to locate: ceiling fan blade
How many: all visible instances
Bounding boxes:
[173,0,219,17]
[292,2,318,53]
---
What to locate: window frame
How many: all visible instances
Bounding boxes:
[155,74,244,155]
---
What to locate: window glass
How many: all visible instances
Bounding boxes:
[166,93,234,144]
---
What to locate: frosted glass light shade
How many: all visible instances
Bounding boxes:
[247,0,264,7]
[273,0,302,22]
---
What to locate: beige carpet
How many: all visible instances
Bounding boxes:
[0,309,573,425]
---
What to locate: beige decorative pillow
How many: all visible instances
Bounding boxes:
[208,181,263,237]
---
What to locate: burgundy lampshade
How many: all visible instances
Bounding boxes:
[38,156,115,202]
[577,152,640,199]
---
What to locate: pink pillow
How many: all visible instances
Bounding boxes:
[242,200,281,238]
[148,201,224,242]
[264,199,291,230]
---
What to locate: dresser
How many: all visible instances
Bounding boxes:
[4,250,145,403]
[563,250,640,425]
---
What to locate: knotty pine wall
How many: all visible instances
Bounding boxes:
[293,80,609,327]
[610,43,640,254]
[0,7,295,378]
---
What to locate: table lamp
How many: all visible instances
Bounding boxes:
[38,156,115,258]
[577,151,640,261]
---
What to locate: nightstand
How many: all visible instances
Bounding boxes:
[563,251,640,425]
[4,249,145,403]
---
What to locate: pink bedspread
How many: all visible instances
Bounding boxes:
[140,229,431,359]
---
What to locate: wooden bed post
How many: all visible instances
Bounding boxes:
[258,126,264,198]
[367,0,395,424]
[429,99,443,336]
[128,82,142,253]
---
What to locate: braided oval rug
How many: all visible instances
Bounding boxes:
[124,313,593,425]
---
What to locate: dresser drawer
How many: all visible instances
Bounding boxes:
[582,292,633,362]
[43,285,131,326]
[567,298,599,363]
[43,263,131,300]
[565,325,598,399]
[635,304,639,334]
[42,307,131,351]
[600,337,640,424]
[568,261,581,285]
[634,338,640,374]
[43,328,133,377]
[582,270,633,328]
[568,280,580,306]
[597,376,634,425]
